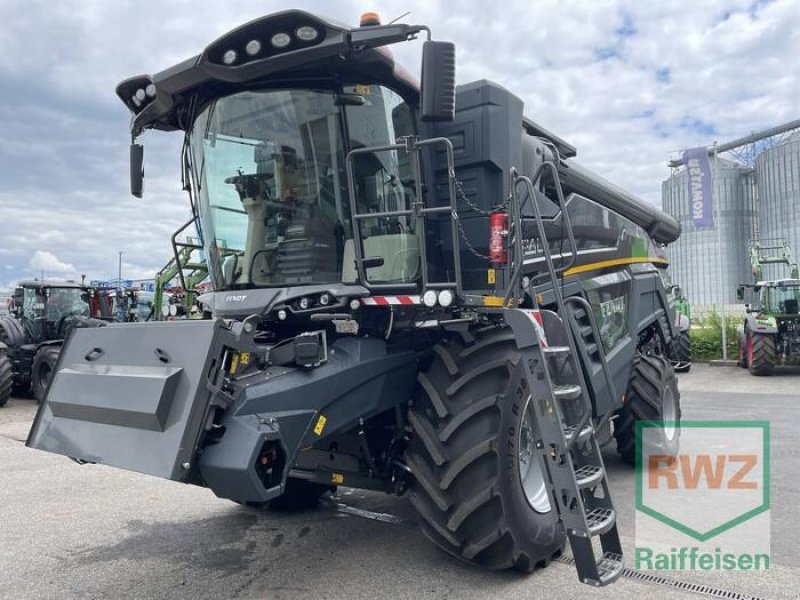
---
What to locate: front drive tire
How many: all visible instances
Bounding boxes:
[31,346,61,403]
[614,353,681,465]
[407,328,564,573]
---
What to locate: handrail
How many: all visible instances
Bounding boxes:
[344,136,462,296]
[563,295,618,445]
[505,165,578,306]
[170,218,197,293]
[508,168,616,452]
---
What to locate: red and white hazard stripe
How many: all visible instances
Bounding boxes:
[522,309,548,348]
[360,295,420,306]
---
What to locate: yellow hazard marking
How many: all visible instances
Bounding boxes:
[239,352,250,366]
[354,84,372,95]
[563,256,669,276]
[332,473,344,484]
[487,269,496,285]
[313,414,328,436]
[483,296,504,307]
[230,353,239,374]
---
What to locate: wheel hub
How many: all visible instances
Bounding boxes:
[518,396,551,513]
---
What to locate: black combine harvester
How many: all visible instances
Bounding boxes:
[28,11,683,586]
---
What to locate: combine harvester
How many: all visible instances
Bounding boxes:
[28,11,684,585]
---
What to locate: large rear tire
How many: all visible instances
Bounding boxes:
[32,345,61,403]
[747,332,775,376]
[614,353,681,465]
[407,328,564,573]
[0,353,12,407]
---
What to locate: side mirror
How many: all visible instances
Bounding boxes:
[744,303,752,313]
[736,286,744,301]
[130,143,144,198]
[420,41,456,122]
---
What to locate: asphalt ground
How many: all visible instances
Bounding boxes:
[1,363,798,599]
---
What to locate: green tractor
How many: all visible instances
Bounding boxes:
[28,11,686,585]
[737,239,800,375]
[0,281,106,401]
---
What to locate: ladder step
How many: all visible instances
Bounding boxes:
[579,325,593,338]
[586,507,616,536]
[563,423,593,444]
[542,345,570,357]
[553,384,582,401]
[596,552,624,586]
[574,464,604,489]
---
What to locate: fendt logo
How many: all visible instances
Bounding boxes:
[225,294,247,302]
[635,421,770,571]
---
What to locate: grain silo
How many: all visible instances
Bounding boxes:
[754,132,800,280]
[662,158,756,305]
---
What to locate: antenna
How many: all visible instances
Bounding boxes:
[388,11,411,25]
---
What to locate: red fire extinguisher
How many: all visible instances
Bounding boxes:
[488,210,508,264]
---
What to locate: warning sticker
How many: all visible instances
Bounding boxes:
[313,414,327,436]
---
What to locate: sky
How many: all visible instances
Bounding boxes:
[0,0,797,292]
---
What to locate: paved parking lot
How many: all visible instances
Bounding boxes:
[1,364,798,599]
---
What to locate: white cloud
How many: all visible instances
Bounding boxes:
[28,251,77,276]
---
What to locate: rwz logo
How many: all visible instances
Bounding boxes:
[636,421,770,546]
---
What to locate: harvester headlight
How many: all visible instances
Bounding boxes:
[132,95,141,107]
[135,88,146,101]
[271,32,291,48]
[222,49,238,65]
[297,296,310,310]
[245,39,262,56]
[169,304,178,317]
[295,26,319,41]
[277,309,287,321]
[422,290,438,307]
[438,290,454,308]
[145,84,157,97]
[319,293,331,306]
[349,299,361,311]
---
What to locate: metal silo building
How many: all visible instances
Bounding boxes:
[662,158,756,305]
[755,132,800,280]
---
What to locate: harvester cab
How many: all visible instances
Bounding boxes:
[737,239,800,374]
[28,10,685,586]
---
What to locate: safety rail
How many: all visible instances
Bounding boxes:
[345,136,462,296]
[508,168,617,451]
[505,164,578,307]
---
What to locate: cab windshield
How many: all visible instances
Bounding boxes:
[765,284,800,314]
[189,86,416,289]
[45,288,90,321]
